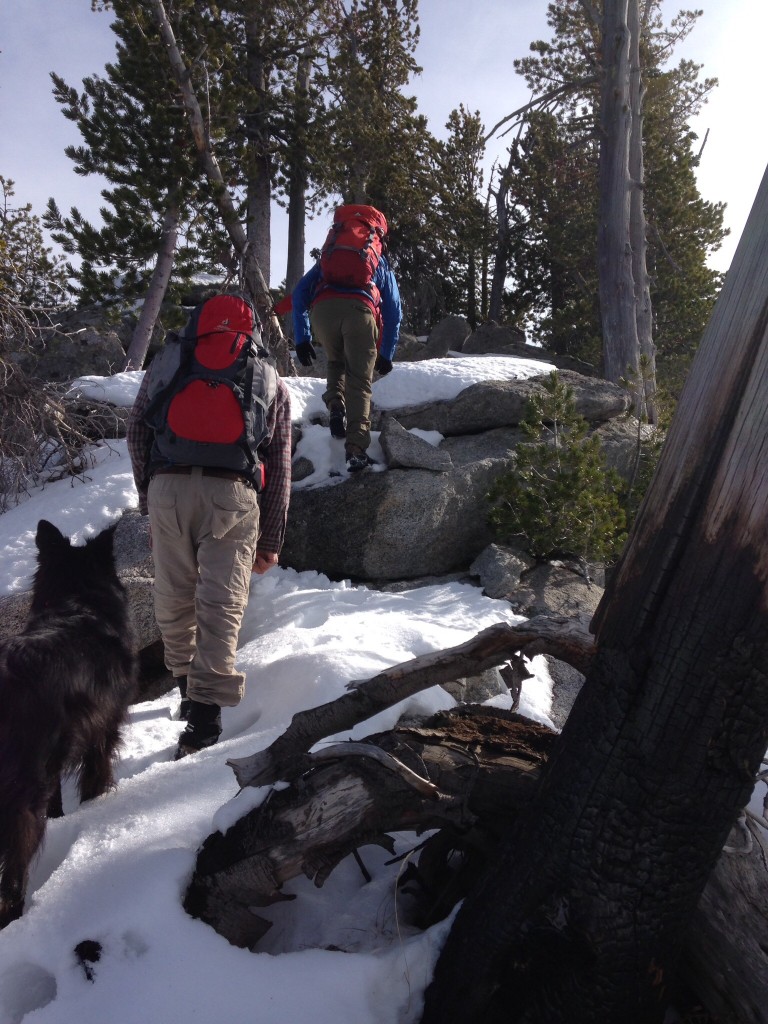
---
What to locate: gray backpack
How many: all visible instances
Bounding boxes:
[144,294,277,489]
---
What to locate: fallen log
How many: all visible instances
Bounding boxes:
[186,707,556,949]
[227,615,595,789]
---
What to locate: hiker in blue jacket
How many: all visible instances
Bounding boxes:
[291,207,402,473]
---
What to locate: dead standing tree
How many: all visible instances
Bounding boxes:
[594,0,656,420]
[418,160,768,1023]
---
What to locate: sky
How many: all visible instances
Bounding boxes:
[0,355,562,1024]
[1,0,767,284]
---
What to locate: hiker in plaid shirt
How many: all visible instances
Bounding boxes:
[127,331,292,759]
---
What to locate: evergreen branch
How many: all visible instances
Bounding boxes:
[483,77,599,143]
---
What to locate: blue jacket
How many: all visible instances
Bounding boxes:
[291,256,402,362]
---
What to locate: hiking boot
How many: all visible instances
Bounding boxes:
[176,676,191,721]
[175,700,222,760]
[328,401,347,439]
[345,444,372,473]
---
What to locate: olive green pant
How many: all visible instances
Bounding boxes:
[148,468,260,707]
[310,297,379,450]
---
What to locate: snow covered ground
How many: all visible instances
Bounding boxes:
[0,356,558,1024]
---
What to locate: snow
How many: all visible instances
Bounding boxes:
[0,354,558,1024]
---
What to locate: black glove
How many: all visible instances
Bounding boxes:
[375,354,393,376]
[295,341,316,367]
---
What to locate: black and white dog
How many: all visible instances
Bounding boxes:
[0,520,136,927]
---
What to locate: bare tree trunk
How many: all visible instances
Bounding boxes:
[244,10,271,285]
[596,0,639,383]
[488,161,512,323]
[627,0,657,423]
[122,199,179,371]
[481,181,492,320]
[419,163,768,1023]
[466,252,478,328]
[283,47,312,341]
[148,0,294,376]
[246,168,272,289]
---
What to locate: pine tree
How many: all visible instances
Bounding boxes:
[0,178,70,308]
[487,371,627,564]
[45,0,228,355]
[435,106,489,327]
[501,111,602,364]
[203,0,336,286]
[307,0,446,329]
[312,0,421,203]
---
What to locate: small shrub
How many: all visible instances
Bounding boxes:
[487,371,627,563]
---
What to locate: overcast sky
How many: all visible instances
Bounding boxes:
[1,0,766,284]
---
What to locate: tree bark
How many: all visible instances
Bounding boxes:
[148,0,294,376]
[627,0,657,423]
[596,0,639,384]
[244,10,271,285]
[122,198,179,371]
[488,160,512,323]
[419,162,768,1023]
[283,47,313,340]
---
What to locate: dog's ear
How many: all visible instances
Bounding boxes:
[35,519,69,555]
[87,522,118,559]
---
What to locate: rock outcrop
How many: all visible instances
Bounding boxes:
[282,368,631,582]
[0,313,636,708]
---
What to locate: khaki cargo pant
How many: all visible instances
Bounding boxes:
[310,296,379,451]
[147,468,260,707]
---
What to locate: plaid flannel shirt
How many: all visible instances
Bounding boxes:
[126,371,292,556]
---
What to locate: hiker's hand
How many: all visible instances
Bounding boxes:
[252,550,278,575]
[375,354,392,375]
[295,341,316,367]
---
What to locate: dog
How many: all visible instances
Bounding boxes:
[0,519,136,928]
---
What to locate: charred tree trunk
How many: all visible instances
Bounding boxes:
[419,163,768,1023]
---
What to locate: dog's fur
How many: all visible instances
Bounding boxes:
[0,520,136,927]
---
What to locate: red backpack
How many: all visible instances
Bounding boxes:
[143,294,277,489]
[319,205,388,292]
